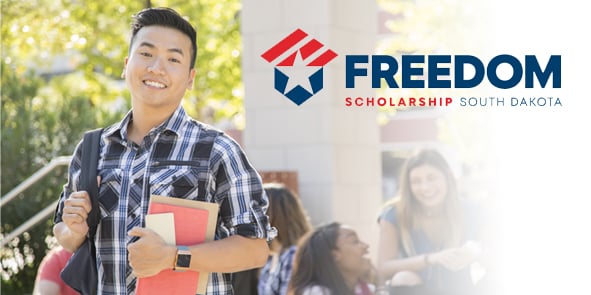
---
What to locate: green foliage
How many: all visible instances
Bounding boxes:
[172,0,245,124]
[2,0,242,292]
[0,60,119,293]
[2,0,244,126]
[1,63,46,294]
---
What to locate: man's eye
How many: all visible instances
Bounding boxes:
[140,52,152,57]
[170,58,180,63]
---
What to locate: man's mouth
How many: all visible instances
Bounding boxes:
[144,80,166,88]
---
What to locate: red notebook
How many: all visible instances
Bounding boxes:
[135,195,219,295]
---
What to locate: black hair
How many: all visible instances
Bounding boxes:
[129,7,197,68]
[289,222,356,295]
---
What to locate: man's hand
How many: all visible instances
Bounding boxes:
[127,227,176,278]
[61,191,92,237]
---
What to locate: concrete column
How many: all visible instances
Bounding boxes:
[242,0,381,254]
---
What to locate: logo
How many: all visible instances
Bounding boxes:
[262,29,338,105]
[345,54,561,89]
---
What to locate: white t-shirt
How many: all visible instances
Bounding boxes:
[301,285,331,295]
[300,283,376,295]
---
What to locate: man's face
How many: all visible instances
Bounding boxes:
[124,25,195,110]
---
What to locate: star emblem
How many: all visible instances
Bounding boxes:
[277,50,322,94]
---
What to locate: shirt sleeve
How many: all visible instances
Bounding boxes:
[53,139,84,224]
[210,133,277,241]
[378,205,399,226]
[37,249,65,283]
[279,246,297,294]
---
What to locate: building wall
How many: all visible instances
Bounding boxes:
[241,0,382,259]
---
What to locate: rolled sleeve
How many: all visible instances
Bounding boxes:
[211,135,277,241]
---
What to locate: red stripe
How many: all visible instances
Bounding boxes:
[261,29,308,62]
[299,39,323,60]
[277,51,297,66]
[307,49,338,66]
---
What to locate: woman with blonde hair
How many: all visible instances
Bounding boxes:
[377,149,485,294]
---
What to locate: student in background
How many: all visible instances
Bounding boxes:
[33,246,78,295]
[288,222,376,295]
[257,183,312,295]
[377,149,487,294]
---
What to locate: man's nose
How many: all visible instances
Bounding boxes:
[147,58,165,74]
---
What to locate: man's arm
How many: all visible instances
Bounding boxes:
[53,222,86,253]
[53,140,90,252]
[53,191,92,252]
[127,227,269,278]
[187,235,269,272]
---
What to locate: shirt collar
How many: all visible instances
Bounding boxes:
[103,105,189,140]
[153,105,188,136]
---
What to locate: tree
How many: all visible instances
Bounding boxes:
[1,0,243,292]
[0,59,113,293]
[2,0,244,124]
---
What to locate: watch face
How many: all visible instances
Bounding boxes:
[177,254,191,268]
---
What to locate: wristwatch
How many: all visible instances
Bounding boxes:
[174,246,191,272]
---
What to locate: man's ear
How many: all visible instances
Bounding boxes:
[121,57,128,78]
[187,68,196,90]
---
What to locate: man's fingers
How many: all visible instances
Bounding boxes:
[128,226,147,237]
[63,212,85,224]
[64,204,90,218]
[66,191,92,213]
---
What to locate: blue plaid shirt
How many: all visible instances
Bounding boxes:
[55,106,275,295]
[257,246,297,295]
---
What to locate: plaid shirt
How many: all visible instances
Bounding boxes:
[257,246,297,295]
[55,106,275,295]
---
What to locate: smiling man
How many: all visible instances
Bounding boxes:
[53,7,274,295]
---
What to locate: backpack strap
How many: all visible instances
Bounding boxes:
[80,128,103,239]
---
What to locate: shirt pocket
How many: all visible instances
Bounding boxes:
[149,160,208,201]
[97,168,121,218]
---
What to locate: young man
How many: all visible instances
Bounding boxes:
[53,7,274,294]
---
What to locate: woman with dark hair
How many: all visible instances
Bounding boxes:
[257,183,313,295]
[288,222,375,295]
[377,149,486,294]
